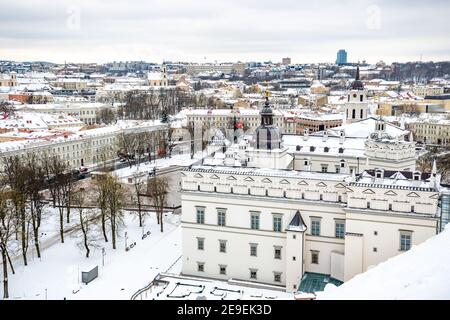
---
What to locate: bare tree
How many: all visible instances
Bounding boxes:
[72,188,94,258]
[2,156,29,266]
[147,176,169,233]
[24,154,46,258]
[45,156,69,243]
[105,175,124,249]
[0,187,16,299]
[131,172,146,227]
[94,173,109,243]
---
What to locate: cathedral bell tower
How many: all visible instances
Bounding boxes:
[345,66,368,124]
[255,89,281,150]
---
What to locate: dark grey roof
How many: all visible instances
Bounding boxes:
[350,66,364,90]
[288,210,307,231]
[363,169,431,181]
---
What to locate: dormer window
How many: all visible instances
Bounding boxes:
[324,147,329,153]
[310,146,315,152]
[413,171,421,181]
[340,160,345,168]
[375,170,383,179]
[296,145,301,151]
[304,160,309,166]
[338,148,344,154]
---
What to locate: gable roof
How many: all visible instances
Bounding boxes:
[286,210,307,232]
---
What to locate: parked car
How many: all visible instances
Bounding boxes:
[80,167,88,173]
[78,173,87,180]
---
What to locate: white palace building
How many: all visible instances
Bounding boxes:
[180,85,446,293]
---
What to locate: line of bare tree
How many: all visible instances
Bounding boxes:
[0,148,171,299]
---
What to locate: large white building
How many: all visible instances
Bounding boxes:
[284,117,418,175]
[180,93,443,293]
[0,120,167,170]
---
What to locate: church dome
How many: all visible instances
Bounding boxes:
[260,100,273,116]
[350,80,364,90]
[254,93,281,150]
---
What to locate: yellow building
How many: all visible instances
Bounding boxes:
[51,79,87,91]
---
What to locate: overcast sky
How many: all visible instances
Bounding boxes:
[0,0,449,64]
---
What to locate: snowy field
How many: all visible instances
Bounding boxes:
[1,208,182,300]
[317,225,450,300]
[134,275,294,300]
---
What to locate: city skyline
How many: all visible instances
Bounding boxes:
[0,0,449,64]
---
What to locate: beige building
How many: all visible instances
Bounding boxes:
[0,72,17,87]
[295,114,343,135]
[148,64,168,87]
[184,108,298,135]
[412,86,445,98]
[51,79,87,91]
[16,103,116,125]
[0,121,167,170]
[406,117,450,146]
[377,100,447,116]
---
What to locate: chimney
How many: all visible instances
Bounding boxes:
[339,130,345,144]
[303,128,309,141]
[322,130,328,142]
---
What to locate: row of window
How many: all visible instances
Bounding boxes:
[310,218,345,238]
[196,263,283,283]
[197,238,283,259]
[196,208,413,250]
[197,208,347,239]
[196,208,284,232]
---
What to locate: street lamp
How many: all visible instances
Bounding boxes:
[102,247,106,267]
[125,231,128,251]
[357,157,360,176]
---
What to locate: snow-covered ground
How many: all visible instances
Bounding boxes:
[2,209,182,300]
[112,148,220,180]
[317,225,450,300]
[135,275,294,300]
[113,153,199,179]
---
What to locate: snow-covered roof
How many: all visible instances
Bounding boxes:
[185,165,350,182]
[147,72,163,81]
[318,225,450,300]
[351,169,437,191]
[283,135,367,157]
[330,117,408,138]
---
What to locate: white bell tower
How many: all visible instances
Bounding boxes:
[345,66,368,124]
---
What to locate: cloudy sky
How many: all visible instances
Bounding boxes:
[0,0,449,64]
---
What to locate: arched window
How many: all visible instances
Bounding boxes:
[360,109,363,119]
[352,109,356,119]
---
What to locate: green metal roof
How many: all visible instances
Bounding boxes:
[299,272,343,293]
